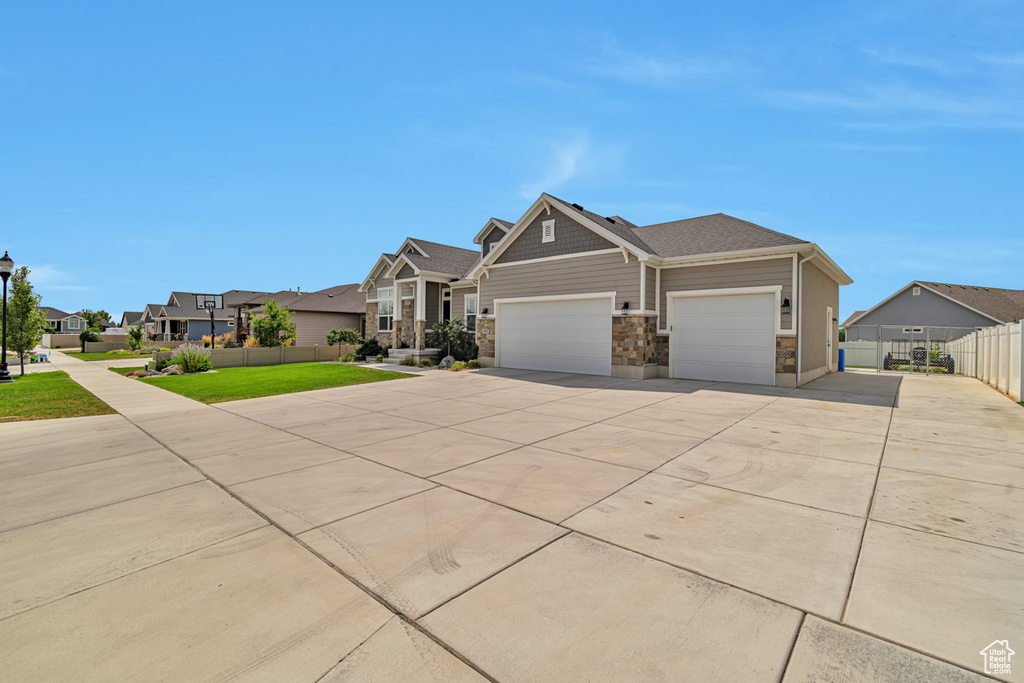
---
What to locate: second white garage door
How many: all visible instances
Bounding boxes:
[670,293,776,385]
[497,297,612,376]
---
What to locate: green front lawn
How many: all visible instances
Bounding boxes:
[140,362,410,404]
[69,351,152,362]
[0,371,116,422]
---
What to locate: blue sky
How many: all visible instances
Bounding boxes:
[2,1,1022,322]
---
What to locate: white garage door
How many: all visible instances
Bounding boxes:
[671,293,776,385]
[498,297,612,376]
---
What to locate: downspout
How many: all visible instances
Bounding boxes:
[796,254,817,385]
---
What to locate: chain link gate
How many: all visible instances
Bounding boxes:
[873,326,978,375]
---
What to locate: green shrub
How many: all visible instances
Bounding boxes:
[426,317,477,362]
[79,329,102,347]
[401,357,416,366]
[340,353,356,362]
[127,324,145,351]
[169,343,213,373]
[357,338,383,358]
[451,361,466,371]
[419,359,432,368]
[466,360,481,369]
[375,354,384,363]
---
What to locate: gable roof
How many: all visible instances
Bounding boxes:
[120,311,144,326]
[630,213,807,258]
[841,311,866,327]
[244,284,365,314]
[546,195,655,255]
[918,281,1024,323]
[473,218,513,244]
[844,280,1024,327]
[390,238,481,279]
[38,306,73,320]
[156,290,268,319]
[358,253,398,292]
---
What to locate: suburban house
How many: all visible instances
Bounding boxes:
[843,281,1024,341]
[39,307,88,334]
[119,311,145,329]
[237,284,366,347]
[360,193,851,387]
[143,290,268,342]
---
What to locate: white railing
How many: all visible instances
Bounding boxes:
[947,322,1022,401]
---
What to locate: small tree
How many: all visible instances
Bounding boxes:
[325,327,361,355]
[426,315,477,361]
[127,324,145,351]
[4,267,48,375]
[79,308,112,331]
[249,299,297,347]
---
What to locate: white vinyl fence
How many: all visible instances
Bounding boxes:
[948,322,1022,401]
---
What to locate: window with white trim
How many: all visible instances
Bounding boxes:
[465,295,478,332]
[542,219,555,243]
[68,318,81,330]
[377,287,394,331]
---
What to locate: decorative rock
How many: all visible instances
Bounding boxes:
[439,355,456,369]
[163,364,183,375]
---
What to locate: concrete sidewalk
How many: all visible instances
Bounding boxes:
[1,352,1020,681]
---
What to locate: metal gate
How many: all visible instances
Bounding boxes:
[872,326,979,375]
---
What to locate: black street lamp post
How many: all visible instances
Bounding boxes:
[205,300,216,347]
[0,251,14,384]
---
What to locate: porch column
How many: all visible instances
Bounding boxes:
[414,279,426,350]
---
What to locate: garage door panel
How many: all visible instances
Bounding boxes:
[498,298,611,376]
[673,360,775,385]
[671,293,776,386]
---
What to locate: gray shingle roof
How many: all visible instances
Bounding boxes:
[246,284,365,314]
[630,213,807,258]
[841,311,866,327]
[920,281,1024,323]
[547,195,655,254]
[38,306,72,319]
[404,239,481,278]
[120,311,144,326]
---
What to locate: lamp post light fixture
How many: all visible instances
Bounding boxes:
[0,251,15,384]
[204,299,216,347]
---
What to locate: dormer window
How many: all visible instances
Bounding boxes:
[542,219,555,243]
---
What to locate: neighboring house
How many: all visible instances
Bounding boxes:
[39,307,88,334]
[843,281,1024,341]
[360,193,851,387]
[143,290,268,342]
[119,311,145,329]
[238,284,366,347]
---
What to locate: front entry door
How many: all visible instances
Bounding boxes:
[442,299,451,322]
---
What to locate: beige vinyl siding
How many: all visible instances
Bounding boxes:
[425,281,440,326]
[495,207,616,263]
[396,263,416,280]
[799,259,839,379]
[366,277,394,301]
[448,283,476,319]
[481,252,640,311]
[292,311,361,347]
[400,282,414,298]
[644,266,656,311]
[658,258,794,330]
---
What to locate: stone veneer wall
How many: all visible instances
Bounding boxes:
[776,336,796,373]
[654,335,670,367]
[397,299,415,349]
[612,315,658,366]
[477,317,495,358]
[414,321,426,351]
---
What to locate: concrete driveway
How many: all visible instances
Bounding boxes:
[2,356,1022,682]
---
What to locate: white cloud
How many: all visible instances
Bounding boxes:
[518,134,624,199]
[23,264,92,292]
[581,39,734,87]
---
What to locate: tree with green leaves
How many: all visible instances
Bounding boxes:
[325,327,361,355]
[426,315,478,361]
[79,309,112,331]
[127,324,145,351]
[249,299,297,347]
[4,267,48,376]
